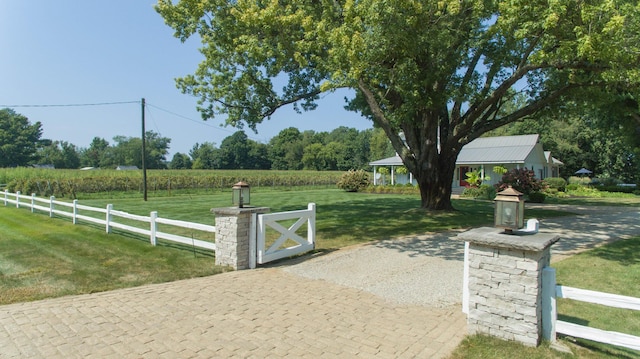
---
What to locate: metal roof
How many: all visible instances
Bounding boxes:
[369,155,404,166]
[457,134,540,164]
[369,135,546,166]
[545,151,564,165]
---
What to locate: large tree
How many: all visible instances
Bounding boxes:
[37,140,81,169]
[269,127,304,170]
[80,137,110,168]
[218,131,271,169]
[190,142,219,169]
[157,0,640,209]
[103,131,171,169]
[0,109,43,167]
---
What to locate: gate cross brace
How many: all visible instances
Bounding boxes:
[265,216,308,253]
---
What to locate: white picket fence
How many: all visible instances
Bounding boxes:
[542,267,640,351]
[2,190,216,251]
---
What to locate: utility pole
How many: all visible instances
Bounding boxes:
[141,98,148,201]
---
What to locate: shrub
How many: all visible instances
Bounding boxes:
[568,176,591,185]
[543,177,566,192]
[596,185,636,194]
[461,184,496,200]
[465,170,490,187]
[527,191,546,203]
[336,169,370,192]
[566,183,580,191]
[592,177,622,186]
[495,168,544,195]
[396,166,408,175]
[493,165,508,175]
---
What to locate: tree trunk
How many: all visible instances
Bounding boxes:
[413,150,458,210]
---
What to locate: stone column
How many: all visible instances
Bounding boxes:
[456,227,559,347]
[212,207,269,270]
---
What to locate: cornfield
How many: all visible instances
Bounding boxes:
[0,168,342,198]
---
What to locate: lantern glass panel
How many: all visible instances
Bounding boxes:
[231,182,251,208]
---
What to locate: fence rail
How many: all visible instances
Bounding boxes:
[2,190,216,251]
[542,267,640,351]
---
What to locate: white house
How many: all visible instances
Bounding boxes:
[369,134,563,190]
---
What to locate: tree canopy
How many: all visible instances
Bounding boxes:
[489,98,640,183]
[37,140,81,169]
[95,131,171,169]
[157,0,640,209]
[0,109,43,167]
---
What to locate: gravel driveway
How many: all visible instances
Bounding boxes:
[283,204,640,307]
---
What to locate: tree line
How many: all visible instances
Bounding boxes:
[2,106,639,183]
[488,98,640,184]
[0,108,395,171]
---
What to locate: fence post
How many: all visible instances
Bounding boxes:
[211,206,270,270]
[462,241,470,314]
[3,189,7,206]
[542,267,557,342]
[49,196,55,218]
[31,193,36,213]
[249,213,257,269]
[106,204,113,234]
[16,191,20,208]
[308,203,316,248]
[72,199,78,224]
[150,211,158,246]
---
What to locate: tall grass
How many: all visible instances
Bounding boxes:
[0,168,342,199]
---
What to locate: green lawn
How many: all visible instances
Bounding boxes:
[1,189,569,304]
[0,206,226,305]
[74,189,569,249]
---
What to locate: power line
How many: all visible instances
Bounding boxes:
[2,99,271,143]
[145,102,269,143]
[0,100,140,108]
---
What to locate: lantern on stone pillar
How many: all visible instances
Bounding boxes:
[494,186,525,234]
[232,181,250,208]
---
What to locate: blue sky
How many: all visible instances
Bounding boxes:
[0,1,372,158]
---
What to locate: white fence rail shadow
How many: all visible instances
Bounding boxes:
[3,190,215,251]
[542,267,640,351]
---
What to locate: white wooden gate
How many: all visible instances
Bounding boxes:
[253,203,316,267]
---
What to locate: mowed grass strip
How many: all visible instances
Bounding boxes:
[448,236,640,359]
[0,206,225,305]
[1,189,570,305]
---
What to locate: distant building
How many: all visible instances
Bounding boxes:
[370,134,563,189]
[116,165,139,171]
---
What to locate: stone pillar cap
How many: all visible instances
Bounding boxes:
[211,206,270,215]
[456,227,560,252]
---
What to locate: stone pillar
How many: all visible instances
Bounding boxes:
[212,207,269,270]
[456,227,559,347]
